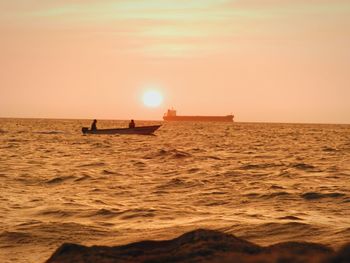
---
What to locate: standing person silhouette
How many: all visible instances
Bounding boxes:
[129,119,135,128]
[91,119,97,131]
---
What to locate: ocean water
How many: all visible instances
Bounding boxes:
[0,118,349,263]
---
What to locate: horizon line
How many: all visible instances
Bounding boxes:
[0,116,349,126]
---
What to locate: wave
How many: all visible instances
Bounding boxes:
[36,208,78,218]
[131,161,147,167]
[187,168,201,173]
[82,208,157,220]
[245,191,292,199]
[84,208,121,219]
[46,175,76,185]
[0,231,35,246]
[74,175,92,182]
[292,163,316,170]
[78,162,106,167]
[301,192,346,200]
[269,185,285,190]
[260,191,291,199]
[336,227,350,235]
[205,155,222,160]
[278,216,303,221]
[234,222,320,242]
[145,149,192,159]
[2,222,108,248]
[119,208,156,220]
[6,138,30,142]
[33,131,65,135]
[322,146,338,152]
[240,163,283,170]
[101,169,119,175]
[156,178,197,190]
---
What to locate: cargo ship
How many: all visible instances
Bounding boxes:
[163,109,234,122]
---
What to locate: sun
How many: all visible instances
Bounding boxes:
[142,90,163,107]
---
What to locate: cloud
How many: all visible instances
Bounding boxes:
[2,0,349,58]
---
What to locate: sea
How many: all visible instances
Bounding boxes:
[0,118,349,263]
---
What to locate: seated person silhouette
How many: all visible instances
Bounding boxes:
[91,119,97,131]
[129,119,135,128]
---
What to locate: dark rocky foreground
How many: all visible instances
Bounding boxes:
[46,229,350,263]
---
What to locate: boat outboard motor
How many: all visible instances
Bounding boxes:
[82,127,89,134]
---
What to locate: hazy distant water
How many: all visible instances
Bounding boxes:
[0,118,349,263]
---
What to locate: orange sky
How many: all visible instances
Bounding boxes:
[1,0,349,123]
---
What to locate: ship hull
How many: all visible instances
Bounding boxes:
[163,115,233,122]
[82,125,161,135]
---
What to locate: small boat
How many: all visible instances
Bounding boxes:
[81,125,161,135]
